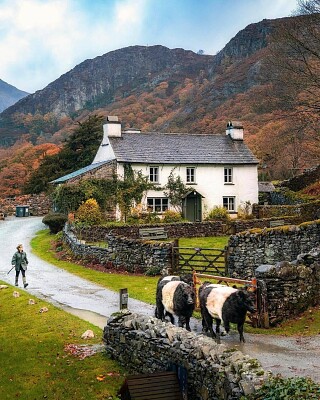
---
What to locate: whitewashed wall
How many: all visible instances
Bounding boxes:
[117,163,258,218]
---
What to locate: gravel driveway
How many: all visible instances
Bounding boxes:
[0,216,319,383]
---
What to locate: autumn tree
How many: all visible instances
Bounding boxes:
[24,115,104,193]
[265,1,320,118]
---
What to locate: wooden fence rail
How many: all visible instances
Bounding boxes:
[172,246,227,275]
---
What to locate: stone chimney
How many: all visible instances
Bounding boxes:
[103,115,122,138]
[226,121,244,140]
[92,116,119,164]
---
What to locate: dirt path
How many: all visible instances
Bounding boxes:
[0,216,319,383]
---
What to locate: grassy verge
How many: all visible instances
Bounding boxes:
[31,230,320,336]
[31,230,158,305]
[0,282,124,399]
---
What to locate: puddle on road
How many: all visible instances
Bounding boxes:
[60,305,108,329]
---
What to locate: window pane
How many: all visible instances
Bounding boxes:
[150,167,159,182]
[146,197,169,213]
[224,168,232,183]
[223,197,235,211]
[187,167,195,183]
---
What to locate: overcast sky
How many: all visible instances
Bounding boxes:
[0,0,298,93]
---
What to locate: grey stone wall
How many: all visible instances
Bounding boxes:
[0,193,51,216]
[255,247,320,326]
[74,220,225,240]
[63,228,174,275]
[103,312,267,400]
[75,217,301,242]
[227,220,320,279]
[252,200,320,220]
[280,165,320,191]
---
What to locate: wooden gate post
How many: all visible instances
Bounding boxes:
[171,239,179,273]
[257,279,270,328]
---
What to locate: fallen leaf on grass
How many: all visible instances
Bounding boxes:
[106,372,120,376]
[96,372,120,381]
[64,343,104,360]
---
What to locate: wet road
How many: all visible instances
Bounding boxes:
[0,216,155,328]
[0,216,319,382]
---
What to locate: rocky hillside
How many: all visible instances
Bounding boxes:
[1,46,212,117]
[0,17,277,122]
[0,79,28,113]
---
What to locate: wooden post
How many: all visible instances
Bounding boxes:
[171,238,179,273]
[119,288,128,310]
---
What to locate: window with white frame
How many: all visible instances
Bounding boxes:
[147,198,168,213]
[224,167,233,184]
[149,166,159,183]
[223,196,235,212]
[186,167,196,183]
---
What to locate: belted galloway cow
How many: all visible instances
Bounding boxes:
[199,282,255,343]
[155,276,195,331]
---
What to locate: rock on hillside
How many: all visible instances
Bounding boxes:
[0,45,212,117]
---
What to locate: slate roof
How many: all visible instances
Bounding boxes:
[108,132,259,164]
[50,160,110,184]
[258,182,276,192]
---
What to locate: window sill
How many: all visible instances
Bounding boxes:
[186,183,197,185]
[224,183,234,185]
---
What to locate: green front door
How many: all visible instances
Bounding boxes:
[184,192,202,222]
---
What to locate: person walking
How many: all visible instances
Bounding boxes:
[11,244,29,288]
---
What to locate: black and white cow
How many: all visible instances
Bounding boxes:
[199,282,255,343]
[155,274,193,319]
[155,277,195,331]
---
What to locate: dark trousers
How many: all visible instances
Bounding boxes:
[16,269,26,278]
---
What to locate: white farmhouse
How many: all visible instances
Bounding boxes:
[52,117,259,221]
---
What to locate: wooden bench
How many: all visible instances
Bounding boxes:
[118,371,183,400]
[269,219,285,228]
[139,227,168,240]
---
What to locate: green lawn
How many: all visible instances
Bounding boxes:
[0,282,124,399]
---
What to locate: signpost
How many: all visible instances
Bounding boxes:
[119,288,128,310]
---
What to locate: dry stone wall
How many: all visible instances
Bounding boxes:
[103,312,268,400]
[75,217,301,242]
[255,247,320,326]
[252,200,320,220]
[74,221,225,240]
[63,228,173,275]
[0,194,51,216]
[227,220,320,279]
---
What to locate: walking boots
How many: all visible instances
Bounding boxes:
[15,277,18,286]
[22,277,28,288]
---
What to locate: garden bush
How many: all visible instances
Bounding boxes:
[242,376,320,400]
[42,213,68,234]
[205,206,230,221]
[75,198,102,226]
[162,210,183,223]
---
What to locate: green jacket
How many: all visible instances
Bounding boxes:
[11,251,29,271]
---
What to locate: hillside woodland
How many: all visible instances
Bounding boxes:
[0,2,319,196]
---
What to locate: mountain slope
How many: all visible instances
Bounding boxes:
[1,45,212,117]
[0,79,29,113]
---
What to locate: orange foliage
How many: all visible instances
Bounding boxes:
[0,140,60,197]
